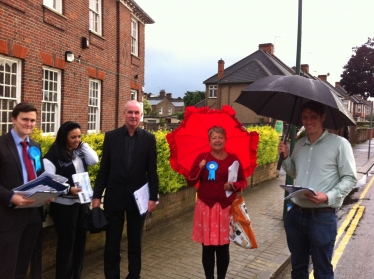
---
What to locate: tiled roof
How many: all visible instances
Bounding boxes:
[194,99,206,108]
[148,98,184,107]
[148,99,162,105]
[171,101,184,107]
[335,86,356,102]
[203,50,294,84]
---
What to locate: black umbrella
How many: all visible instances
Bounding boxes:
[235,75,356,131]
[235,75,356,169]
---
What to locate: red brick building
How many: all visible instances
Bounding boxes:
[0,0,153,134]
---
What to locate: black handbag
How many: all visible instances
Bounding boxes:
[82,207,109,234]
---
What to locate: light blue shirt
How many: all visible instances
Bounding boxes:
[282,130,357,208]
[11,129,36,184]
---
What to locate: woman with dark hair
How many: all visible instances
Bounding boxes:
[186,125,247,279]
[43,121,98,279]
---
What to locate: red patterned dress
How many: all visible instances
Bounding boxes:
[187,152,247,245]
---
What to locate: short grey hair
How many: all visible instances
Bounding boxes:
[124,100,143,114]
[208,126,226,138]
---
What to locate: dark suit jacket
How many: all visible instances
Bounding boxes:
[93,126,159,211]
[0,132,44,232]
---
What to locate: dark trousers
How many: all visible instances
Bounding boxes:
[50,202,89,279]
[0,208,41,279]
[202,244,230,279]
[104,209,146,279]
[284,208,337,279]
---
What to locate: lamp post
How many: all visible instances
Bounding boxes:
[368,101,373,160]
[283,0,302,218]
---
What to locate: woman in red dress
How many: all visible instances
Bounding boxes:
[187,126,247,279]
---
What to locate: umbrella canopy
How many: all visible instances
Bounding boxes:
[166,105,259,178]
[235,75,356,130]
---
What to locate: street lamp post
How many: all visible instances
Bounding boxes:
[368,101,373,160]
[283,0,302,218]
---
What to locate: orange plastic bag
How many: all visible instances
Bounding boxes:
[229,195,258,249]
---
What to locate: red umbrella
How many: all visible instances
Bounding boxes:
[166,105,259,178]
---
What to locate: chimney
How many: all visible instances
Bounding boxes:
[218,59,225,79]
[166,93,172,99]
[318,75,327,82]
[335,82,341,87]
[160,89,166,97]
[301,64,309,73]
[258,43,274,55]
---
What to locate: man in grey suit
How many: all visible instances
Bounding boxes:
[92,100,159,279]
[0,102,44,279]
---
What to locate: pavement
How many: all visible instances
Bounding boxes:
[41,140,374,279]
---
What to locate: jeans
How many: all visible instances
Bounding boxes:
[284,207,337,279]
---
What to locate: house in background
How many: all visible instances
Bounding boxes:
[203,43,367,134]
[203,43,295,124]
[335,82,373,122]
[144,89,184,118]
[0,0,153,135]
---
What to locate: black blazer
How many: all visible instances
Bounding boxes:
[0,132,44,232]
[93,126,159,211]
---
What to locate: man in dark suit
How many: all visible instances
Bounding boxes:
[0,102,44,279]
[92,100,159,279]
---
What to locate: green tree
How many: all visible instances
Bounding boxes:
[341,37,374,99]
[183,91,205,107]
[143,99,152,115]
[175,112,184,120]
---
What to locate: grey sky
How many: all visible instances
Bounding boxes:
[136,0,374,98]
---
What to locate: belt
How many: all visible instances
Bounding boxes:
[292,203,336,214]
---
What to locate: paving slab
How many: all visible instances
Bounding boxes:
[41,140,374,279]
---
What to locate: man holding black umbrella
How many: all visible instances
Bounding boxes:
[278,100,357,279]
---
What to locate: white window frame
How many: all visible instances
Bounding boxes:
[131,19,138,56]
[357,104,362,113]
[41,67,61,135]
[89,0,102,35]
[88,79,101,133]
[130,89,138,101]
[0,55,21,134]
[343,99,348,108]
[159,107,163,115]
[168,107,172,115]
[209,85,217,98]
[43,0,62,13]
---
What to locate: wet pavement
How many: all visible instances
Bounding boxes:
[41,140,374,279]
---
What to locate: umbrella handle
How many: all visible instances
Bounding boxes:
[277,123,291,170]
[277,153,284,170]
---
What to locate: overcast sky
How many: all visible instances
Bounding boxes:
[136,0,373,98]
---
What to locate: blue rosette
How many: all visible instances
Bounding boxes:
[29,146,42,172]
[206,161,218,180]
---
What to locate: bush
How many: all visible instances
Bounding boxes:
[31,124,278,195]
[153,130,186,193]
[246,125,279,166]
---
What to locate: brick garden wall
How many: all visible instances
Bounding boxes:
[40,162,279,273]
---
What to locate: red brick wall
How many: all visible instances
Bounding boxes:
[0,0,146,133]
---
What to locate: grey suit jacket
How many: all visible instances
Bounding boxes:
[93,126,159,211]
[0,132,44,231]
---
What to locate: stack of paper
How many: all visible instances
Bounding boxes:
[13,172,68,208]
[279,185,317,200]
[133,183,149,216]
[72,172,93,203]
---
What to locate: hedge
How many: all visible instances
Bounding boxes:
[31,125,279,194]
